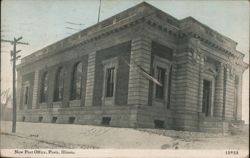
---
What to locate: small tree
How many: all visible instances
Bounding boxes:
[1,88,12,120]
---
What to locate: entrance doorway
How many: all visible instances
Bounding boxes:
[202,80,211,116]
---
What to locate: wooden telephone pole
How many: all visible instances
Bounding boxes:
[98,0,102,23]
[1,37,28,133]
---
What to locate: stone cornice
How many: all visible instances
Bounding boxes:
[144,16,243,59]
[180,17,237,47]
[18,15,147,69]
[18,2,246,73]
[187,32,236,56]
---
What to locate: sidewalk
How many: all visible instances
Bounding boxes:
[0,121,174,149]
[0,121,248,149]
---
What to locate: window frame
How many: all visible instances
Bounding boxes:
[201,67,216,117]
[22,81,30,109]
[155,66,166,99]
[24,86,29,105]
[152,56,171,108]
[71,62,83,101]
[102,57,119,106]
[54,67,65,102]
[40,71,49,103]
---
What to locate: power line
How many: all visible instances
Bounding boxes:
[65,27,81,31]
[65,21,84,26]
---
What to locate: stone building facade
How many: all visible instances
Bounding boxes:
[17,2,248,132]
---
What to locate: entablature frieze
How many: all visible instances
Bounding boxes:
[20,14,148,67]
[18,8,247,77]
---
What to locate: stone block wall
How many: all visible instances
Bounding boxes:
[224,67,236,120]
[17,106,138,128]
[136,106,173,129]
[236,74,243,120]
[147,42,173,106]
[35,55,88,109]
[19,72,35,110]
[127,37,152,106]
[85,52,96,107]
[16,14,246,134]
[93,41,131,106]
[214,63,224,118]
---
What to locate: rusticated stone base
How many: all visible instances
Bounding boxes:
[17,105,229,133]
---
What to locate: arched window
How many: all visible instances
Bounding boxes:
[40,71,49,103]
[71,62,83,100]
[54,67,64,101]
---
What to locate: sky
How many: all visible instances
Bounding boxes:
[1,0,249,122]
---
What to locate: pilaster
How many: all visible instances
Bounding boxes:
[236,72,243,120]
[214,63,224,118]
[127,37,152,105]
[31,70,39,109]
[223,66,235,120]
[85,52,96,106]
[197,56,205,113]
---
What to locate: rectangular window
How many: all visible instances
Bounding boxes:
[101,117,111,125]
[22,116,25,122]
[155,67,166,99]
[154,120,164,129]
[68,117,76,124]
[202,80,211,116]
[24,86,29,105]
[105,67,115,97]
[52,117,57,123]
[38,117,43,122]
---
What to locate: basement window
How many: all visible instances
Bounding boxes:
[68,117,76,124]
[101,117,111,126]
[52,117,57,123]
[22,116,25,122]
[154,120,164,129]
[38,116,43,122]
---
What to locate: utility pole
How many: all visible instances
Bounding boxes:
[1,37,28,133]
[98,0,102,23]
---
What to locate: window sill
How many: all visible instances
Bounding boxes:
[69,100,81,107]
[39,103,48,109]
[154,98,164,103]
[102,97,114,106]
[152,99,165,107]
[52,101,62,108]
[105,97,113,99]
[23,105,28,110]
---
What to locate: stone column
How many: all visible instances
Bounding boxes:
[214,63,224,118]
[197,56,205,113]
[32,70,39,109]
[127,37,151,106]
[85,52,96,106]
[224,66,235,120]
[236,73,243,120]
